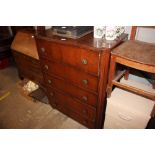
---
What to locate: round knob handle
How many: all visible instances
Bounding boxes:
[82,96,88,101]
[50,92,54,97]
[44,65,48,70]
[82,79,88,85]
[48,80,52,84]
[41,47,45,53]
[81,59,88,65]
[31,35,34,38]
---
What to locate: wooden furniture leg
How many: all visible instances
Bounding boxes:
[124,68,129,80]
[107,55,117,97]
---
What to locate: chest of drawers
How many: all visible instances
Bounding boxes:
[36,30,127,128]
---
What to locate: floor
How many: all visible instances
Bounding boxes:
[0,65,86,129]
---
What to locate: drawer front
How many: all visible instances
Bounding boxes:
[44,74,98,107]
[56,105,95,128]
[13,52,41,70]
[42,60,98,92]
[19,67,43,84]
[37,39,99,75]
[17,60,41,74]
[47,87,96,122]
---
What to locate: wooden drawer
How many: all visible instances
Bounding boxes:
[13,51,40,69]
[56,105,95,128]
[42,60,98,92]
[47,87,96,122]
[13,51,42,76]
[37,39,99,75]
[19,67,43,84]
[44,74,98,107]
[17,60,41,74]
[13,51,43,84]
[18,64,42,76]
[16,59,42,80]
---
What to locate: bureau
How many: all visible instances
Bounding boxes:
[36,29,127,128]
[11,30,43,85]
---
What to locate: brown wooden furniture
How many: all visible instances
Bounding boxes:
[36,28,127,128]
[107,26,155,100]
[11,30,43,85]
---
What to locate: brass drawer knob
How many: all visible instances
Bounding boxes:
[81,59,88,65]
[82,79,88,85]
[48,80,52,84]
[44,65,48,70]
[50,92,54,97]
[41,47,45,53]
[82,96,88,101]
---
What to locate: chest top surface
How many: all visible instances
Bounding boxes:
[36,29,128,51]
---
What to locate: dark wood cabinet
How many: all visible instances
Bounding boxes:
[36,29,128,128]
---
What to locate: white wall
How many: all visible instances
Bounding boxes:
[45,26,52,29]
[125,26,155,43]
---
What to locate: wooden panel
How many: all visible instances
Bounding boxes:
[42,60,98,92]
[11,31,39,59]
[47,87,96,122]
[44,74,98,107]
[37,39,99,75]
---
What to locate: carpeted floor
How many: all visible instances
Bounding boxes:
[0,65,86,129]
